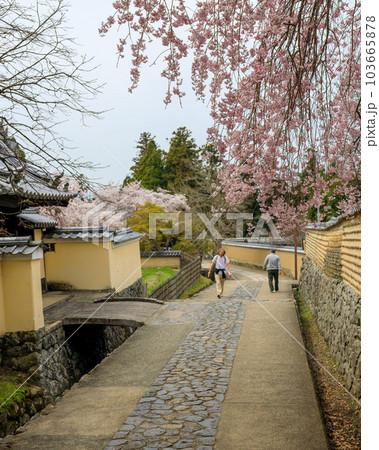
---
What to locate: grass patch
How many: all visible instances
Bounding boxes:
[178,276,212,299]
[0,369,27,411]
[142,267,178,294]
[297,297,313,332]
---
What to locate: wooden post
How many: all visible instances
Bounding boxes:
[294,227,298,280]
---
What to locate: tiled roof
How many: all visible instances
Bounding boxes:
[0,140,77,203]
[0,236,42,255]
[140,251,181,257]
[222,239,305,253]
[18,207,58,228]
[306,206,361,230]
[44,226,142,245]
[113,228,143,245]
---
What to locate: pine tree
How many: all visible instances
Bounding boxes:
[164,127,199,189]
[124,132,166,190]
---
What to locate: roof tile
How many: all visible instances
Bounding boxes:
[43,226,142,245]
[0,140,77,203]
[0,236,42,255]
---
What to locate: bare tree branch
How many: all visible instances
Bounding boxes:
[0,0,104,186]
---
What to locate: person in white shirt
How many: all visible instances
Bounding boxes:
[208,248,231,298]
[263,249,282,292]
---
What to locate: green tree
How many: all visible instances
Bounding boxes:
[199,143,221,179]
[129,132,154,175]
[127,202,175,251]
[164,127,199,189]
[124,132,166,190]
[122,174,134,187]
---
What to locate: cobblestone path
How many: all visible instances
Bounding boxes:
[223,281,259,301]
[106,283,260,449]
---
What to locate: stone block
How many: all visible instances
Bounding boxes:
[300,257,361,399]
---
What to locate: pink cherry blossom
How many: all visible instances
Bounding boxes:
[40,180,189,229]
[100,0,360,233]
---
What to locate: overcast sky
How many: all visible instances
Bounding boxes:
[58,1,211,185]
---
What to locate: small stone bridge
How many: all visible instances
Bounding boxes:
[44,292,164,328]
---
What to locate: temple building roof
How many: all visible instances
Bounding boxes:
[17,207,58,229]
[0,139,77,209]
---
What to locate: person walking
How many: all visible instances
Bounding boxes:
[208,248,231,298]
[263,249,282,292]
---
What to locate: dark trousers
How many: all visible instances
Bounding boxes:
[268,269,279,291]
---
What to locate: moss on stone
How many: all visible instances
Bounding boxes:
[0,377,27,411]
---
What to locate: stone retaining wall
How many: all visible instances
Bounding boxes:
[300,257,360,398]
[117,277,146,298]
[150,256,201,300]
[0,385,46,438]
[0,322,137,400]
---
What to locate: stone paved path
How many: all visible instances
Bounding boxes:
[106,285,260,449]
[1,264,327,450]
[148,301,210,325]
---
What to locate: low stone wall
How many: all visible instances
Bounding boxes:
[117,277,146,298]
[299,257,361,398]
[0,322,136,400]
[150,256,201,300]
[0,321,137,437]
[0,385,46,438]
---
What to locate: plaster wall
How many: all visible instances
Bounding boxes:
[0,264,6,335]
[33,230,46,279]
[44,241,112,290]
[305,213,360,294]
[140,256,180,269]
[222,244,304,279]
[109,240,142,292]
[1,259,44,332]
